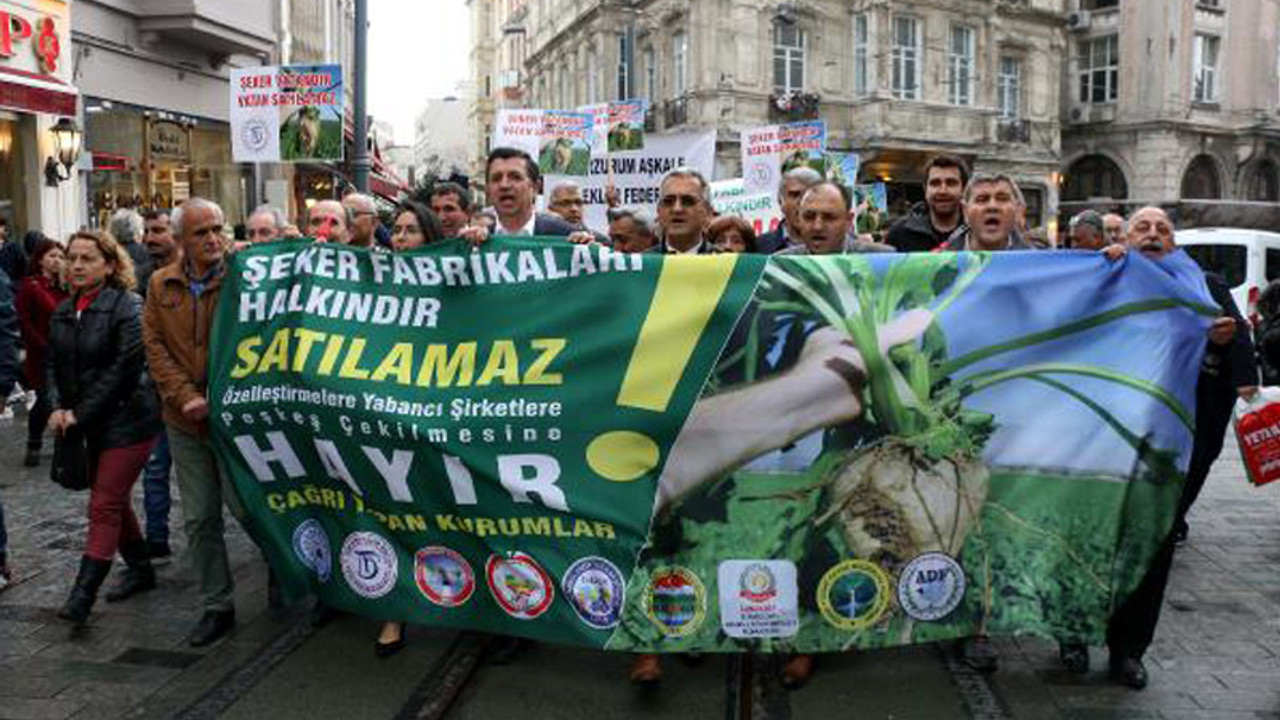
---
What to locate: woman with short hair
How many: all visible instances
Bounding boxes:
[47,230,162,626]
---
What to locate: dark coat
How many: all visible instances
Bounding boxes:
[756,224,793,255]
[887,202,965,253]
[1201,272,1257,391]
[15,275,68,390]
[0,240,27,284]
[122,240,155,298]
[532,212,578,237]
[47,287,161,450]
[940,227,1033,252]
[0,270,18,398]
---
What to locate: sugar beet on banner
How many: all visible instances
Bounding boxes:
[209,239,1215,653]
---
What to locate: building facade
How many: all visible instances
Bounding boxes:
[467,0,530,180]
[414,96,472,181]
[73,0,275,228]
[472,0,1067,224]
[1061,0,1280,227]
[1,0,81,243]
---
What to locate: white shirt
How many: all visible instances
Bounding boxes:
[496,212,537,237]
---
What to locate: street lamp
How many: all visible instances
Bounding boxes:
[44,117,82,187]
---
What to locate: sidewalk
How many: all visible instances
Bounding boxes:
[1,414,1277,719]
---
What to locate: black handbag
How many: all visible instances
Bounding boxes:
[50,427,95,491]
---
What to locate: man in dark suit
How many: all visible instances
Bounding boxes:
[756,166,823,254]
[485,147,576,238]
[650,167,716,255]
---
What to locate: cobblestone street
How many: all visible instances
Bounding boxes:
[1,411,1277,720]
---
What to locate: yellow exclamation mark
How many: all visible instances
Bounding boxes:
[586,256,739,483]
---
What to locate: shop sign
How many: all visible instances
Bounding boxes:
[148,120,189,162]
[0,1,70,82]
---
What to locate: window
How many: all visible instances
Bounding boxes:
[853,13,870,97]
[998,56,1022,119]
[1083,0,1119,9]
[643,47,656,101]
[773,20,806,94]
[891,16,921,100]
[616,33,632,99]
[1078,35,1119,103]
[948,25,975,106]
[1193,33,1221,103]
[673,33,688,98]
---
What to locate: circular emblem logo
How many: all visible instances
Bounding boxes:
[817,560,891,631]
[897,553,966,622]
[738,563,778,604]
[747,161,775,190]
[486,552,554,620]
[243,118,270,152]
[291,519,331,583]
[645,566,707,638]
[414,546,475,608]
[339,532,398,599]
[562,557,625,630]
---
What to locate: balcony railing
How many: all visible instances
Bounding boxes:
[996,119,1030,144]
[769,90,820,122]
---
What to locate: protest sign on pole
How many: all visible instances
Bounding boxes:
[579,100,648,154]
[230,64,344,163]
[211,240,1217,653]
[741,120,826,195]
[544,130,715,232]
[493,109,595,177]
[710,179,781,237]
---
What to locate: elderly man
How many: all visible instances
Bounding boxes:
[485,147,576,238]
[757,166,823,254]
[607,207,658,254]
[429,182,472,239]
[341,193,382,248]
[942,173,1033,252]
[306,200,353,244]
[110,208,156,293]
[547,181,587,228]
[246,205,287,243]
[778,182,894,256]
[888,155,970,252]
[1056,206,1257,689]
[1069,209,1107,251]
[652,167,715,254]
[143,198,240,647]
[1103,213,1126,246]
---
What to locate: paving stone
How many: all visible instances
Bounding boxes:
[0,696,82,720]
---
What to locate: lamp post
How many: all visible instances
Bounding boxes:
[44,117,82,187]
[352,0,370,192]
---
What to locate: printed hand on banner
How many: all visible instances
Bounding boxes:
[656,310,933,510]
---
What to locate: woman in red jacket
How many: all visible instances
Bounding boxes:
[15,239,68,467]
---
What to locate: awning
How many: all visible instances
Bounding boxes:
[0,68,77,116]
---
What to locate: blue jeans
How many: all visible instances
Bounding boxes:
[142,430,172,545]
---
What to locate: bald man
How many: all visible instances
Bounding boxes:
[306,200,352,244]
[1065,206,1257,689]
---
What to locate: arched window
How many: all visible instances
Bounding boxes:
[1063,155,1128,201]
[1181,154,1222,200]
[1245,159,1280,202]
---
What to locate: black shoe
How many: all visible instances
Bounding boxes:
[1059,643,1090,674]
[146,541,172,560]
[23,446,39,467]
[187,610,236,647]
[58,557,112,627]
[375,624,406,659]
[1108,656,1149,689]
[962,636,999,673]
[105,540,156,603]
[488,635,529,665]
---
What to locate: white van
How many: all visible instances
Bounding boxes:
[1176,228,1280,321]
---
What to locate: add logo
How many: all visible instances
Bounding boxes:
[896,553,966,622]
[817,559,891,632]
[414,546,476,608]
[339,532,399,599]
[291,519,332,583]
[645,566,707,638]
[562,557,625,630]
[486,552,554,620]
[738,563,778,604]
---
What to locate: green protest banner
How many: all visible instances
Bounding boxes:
[210,240,1215,653]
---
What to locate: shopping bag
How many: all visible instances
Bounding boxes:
[1233,386,1280,486]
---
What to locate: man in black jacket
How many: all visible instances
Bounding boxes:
[650,167,716,255]
[0,268,18,589]
[486,147,576,238]
[1059,206,1258,689]
[887,154,969,252]
[756,166,822,254]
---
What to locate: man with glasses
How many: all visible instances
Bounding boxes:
[653,167,715,254]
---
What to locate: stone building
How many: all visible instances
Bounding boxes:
[1060,0,1280,227]
[472,0,1068,225]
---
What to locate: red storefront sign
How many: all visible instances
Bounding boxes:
[0,2,75,115]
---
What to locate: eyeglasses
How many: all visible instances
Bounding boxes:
[660,194,702,209]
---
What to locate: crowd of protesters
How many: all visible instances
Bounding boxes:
[0,147,1265,696]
